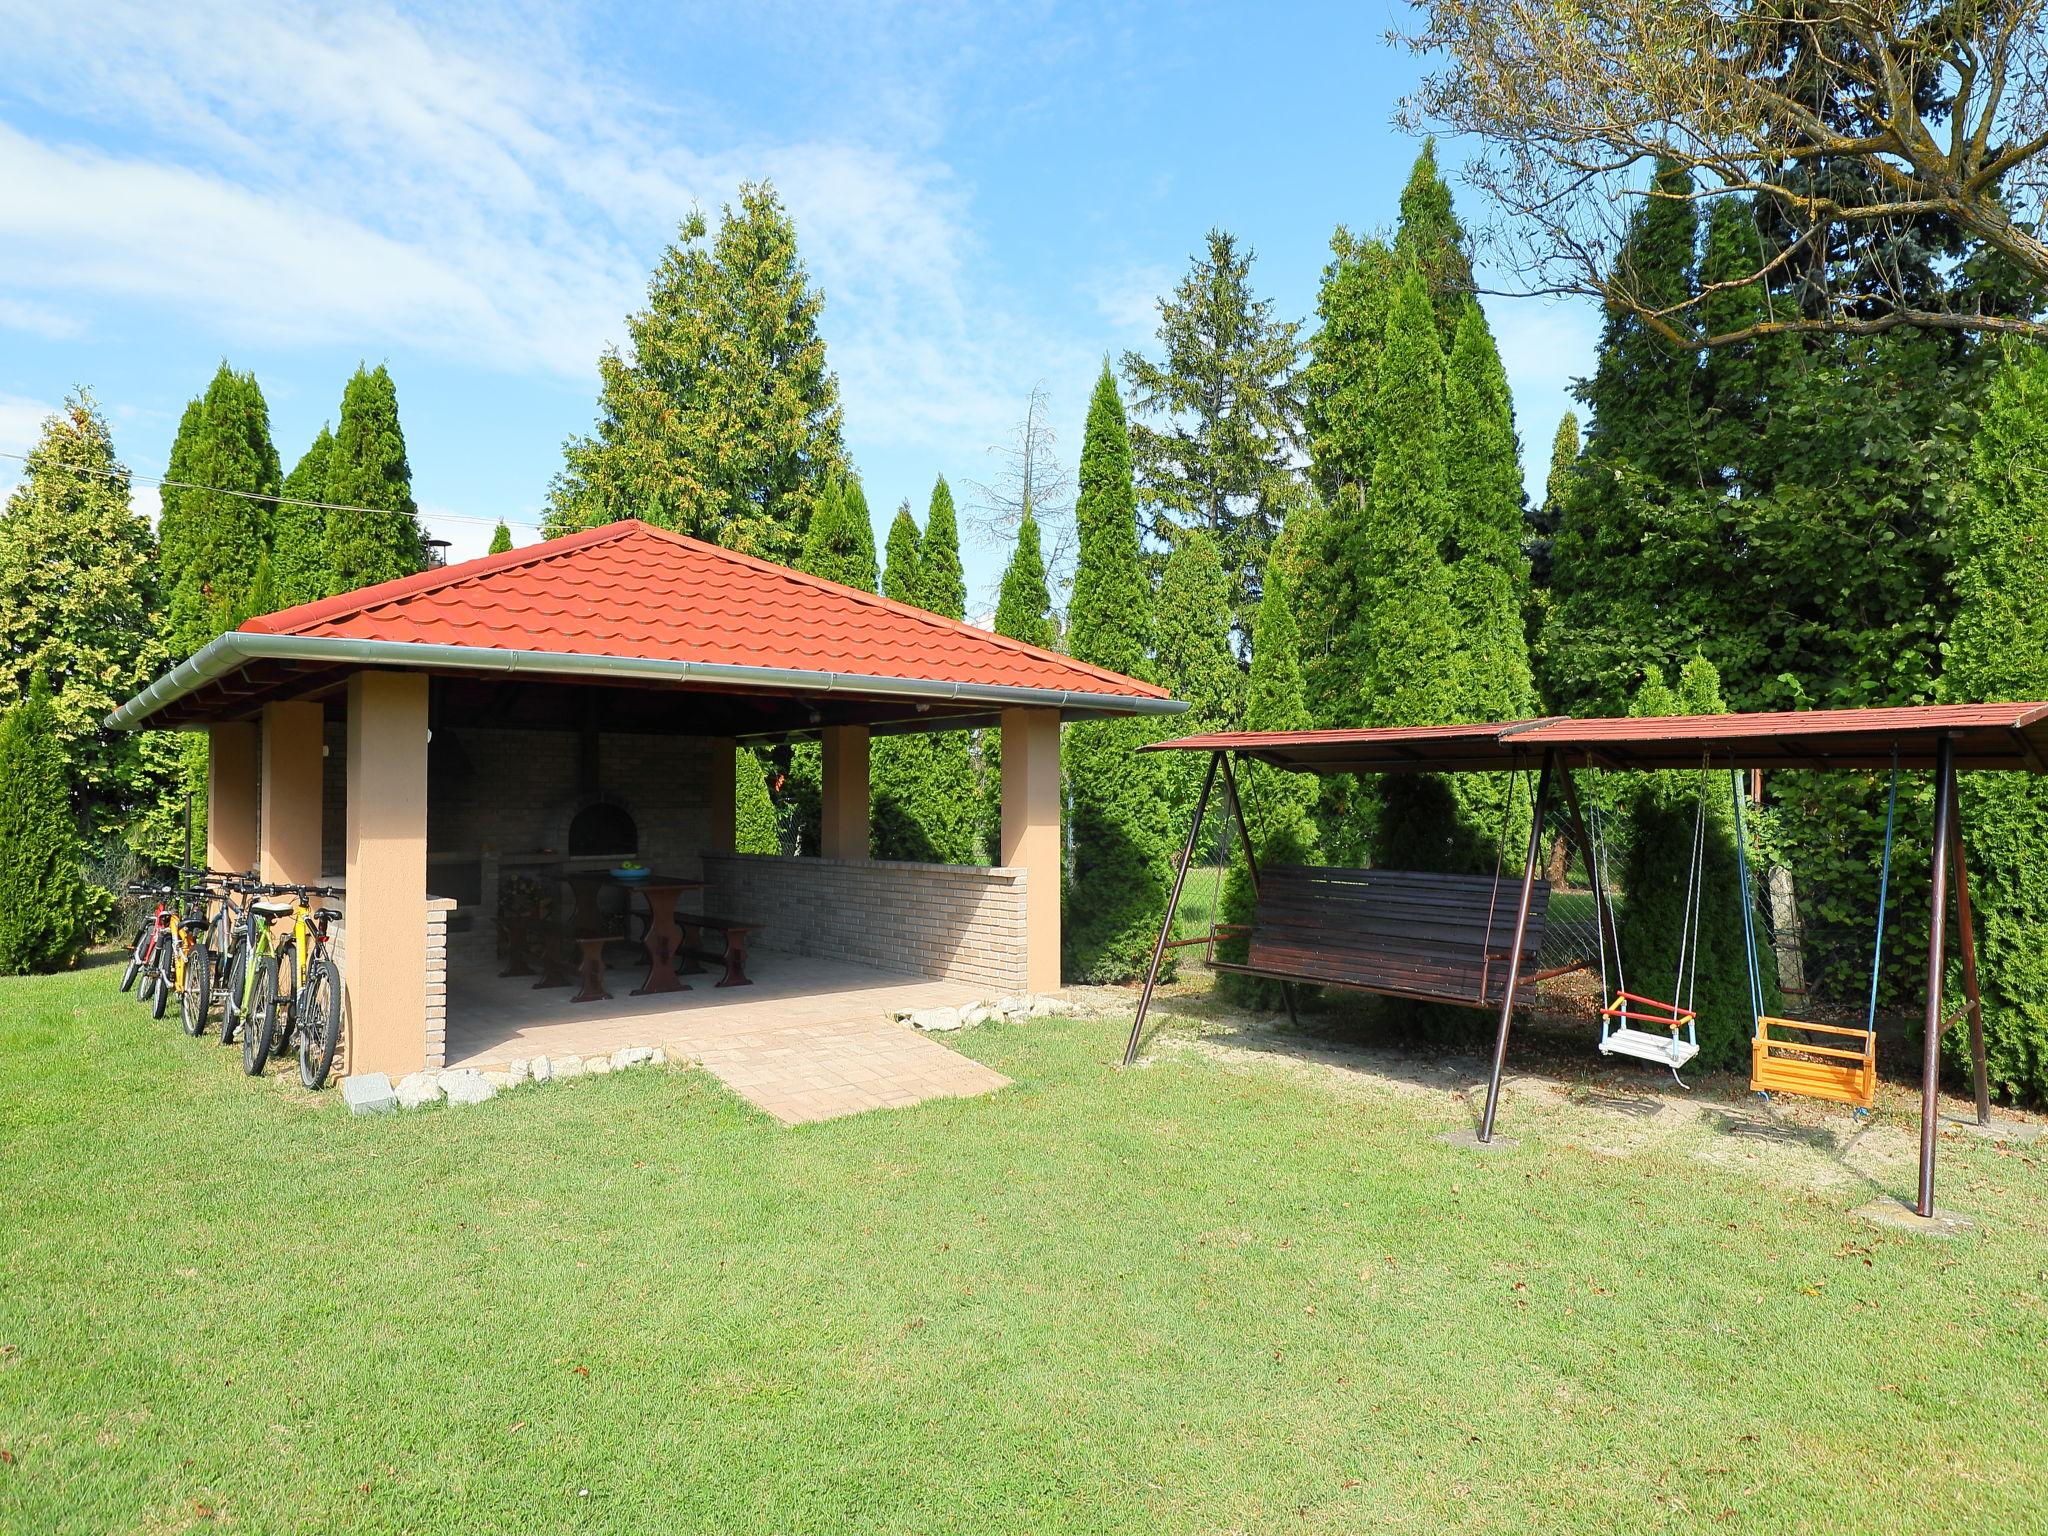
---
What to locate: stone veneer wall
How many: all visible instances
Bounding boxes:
[424,897,453,1071]
[702,853,1030,993]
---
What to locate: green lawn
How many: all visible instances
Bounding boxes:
[4,959,2046,1534]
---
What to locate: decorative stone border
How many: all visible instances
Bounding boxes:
[894,992,1087,1032]
[342,1044,667,1114]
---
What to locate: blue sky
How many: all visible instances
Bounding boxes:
[0,0,1599,615]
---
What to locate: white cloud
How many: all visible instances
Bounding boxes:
[0,295,81,339]
[1087,262,1174,333]
[0,0,1065,459]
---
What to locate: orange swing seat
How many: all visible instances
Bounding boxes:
[1750,1016,1877,1109]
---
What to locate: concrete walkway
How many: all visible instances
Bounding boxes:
[445,951,1009,1125]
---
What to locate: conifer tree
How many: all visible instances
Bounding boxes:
[1541,161,1706,713]
[1216,563,1319,1002]
[1152,530,1241,839]
[0,670,91,973]
[1064,363,1171,981]
[270,424,334,608]
[0,393,162,837]
[548,182,845,561]
[1393,140,1477,338]
[796,476,878,591]
[1525,410,1578,646]
[324,364,426,595]
[1120,230,1303,630]
[488,521,514,555]
[880,502,922,604]
[735,747,781,855]
[871,500,950,861]
[156,363,282,656]
[980,508,1059,859]
[918,476,966,621]
[1302,230,1399,504]
[1941,344,2048,1100]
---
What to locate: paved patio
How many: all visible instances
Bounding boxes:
[445,949,1010,1124]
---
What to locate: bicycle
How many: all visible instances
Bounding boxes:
[241,884,345,1088]
[219,877,287,1049]
[173,890,213,1037]
[120,882,174,1001]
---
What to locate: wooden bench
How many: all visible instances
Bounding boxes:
[673,915,764,988]
[1212,866,1551,1010]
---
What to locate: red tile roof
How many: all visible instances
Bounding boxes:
[240,519,1166,701]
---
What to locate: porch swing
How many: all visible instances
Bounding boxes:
[1125,752,1578,1069]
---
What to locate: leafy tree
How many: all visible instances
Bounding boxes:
[980,507,1059,859]
[488,521,514,555]
[796,477,878,592]
[1216,561,1319,1003]
[548,182,845,562]
[735,747,780,855]
[0,671,91,973]
[271,424,334,609]
[1120,230,1303,629]
[0,393,163,840]
[1941,344,2048,1101]
[1615,657,1777,1071]
[1064,363,1171,981]
[156,363,281,657]
[323,364,426,595]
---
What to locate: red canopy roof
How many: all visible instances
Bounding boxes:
[1147,703,2048,774]
[241,519,1160,701]
[112,520,1176,732]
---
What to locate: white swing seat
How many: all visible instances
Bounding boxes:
[1599,1026,1700,1068]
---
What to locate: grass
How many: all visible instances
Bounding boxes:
[4,957,2047,1533]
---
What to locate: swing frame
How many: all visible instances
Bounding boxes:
[1129,703,2042,1219]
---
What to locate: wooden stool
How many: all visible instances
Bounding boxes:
[571,936,611,1003]
[532,926,570,990]
[497,915,535,978]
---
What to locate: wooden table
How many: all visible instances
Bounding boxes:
[556,870,707,1000]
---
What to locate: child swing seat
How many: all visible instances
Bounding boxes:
[1599,992,1701,1069]
[1584,769,1705,1079]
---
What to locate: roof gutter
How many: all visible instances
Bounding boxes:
[105,631,1185,731]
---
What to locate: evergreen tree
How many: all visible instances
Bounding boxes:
[918,476,966,621]
[796,476,878,592]
[1120,230,1303,630]
[0,671,91,973]
[1393,139,1476,337]
[871,499,965,862]
[1541,161,1708,713]
[156,362,281,657]
[1152,530,1241,841]
[548,182,845,561]
[1442,303,1537,722]
[271,424,334,609]
[0,393,163,840]
[1216,562,1320,1003]
[1615,657,1778,1071]
[1302,229,1398,504]
[488,521,514,555]
[1941,344,2048,1101]
[1524,410,1578,651]
[323,364,426,595]
[735,746,780,855]
[880,501,922,604]
[980,508,1059,859]
[1064,363,1172,981]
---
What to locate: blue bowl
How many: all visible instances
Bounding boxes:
[611,867,650,881]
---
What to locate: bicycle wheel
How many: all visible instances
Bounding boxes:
[120,923,150,993]
[180,941,211,1036]
[239,954,276,1074]
[137,929,161,1006]
[207,910,232,986]
[268,942,297,1061]
[297,956,343,1089]
[149,941,174,1021]
[221,938,249,1043]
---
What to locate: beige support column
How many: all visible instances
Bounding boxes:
[205,722,259,874]
[820,724,870,861]
[705,736,737,856]
[1000,707,1062,993]
[344,671,429,1079]
[260,700,326,886]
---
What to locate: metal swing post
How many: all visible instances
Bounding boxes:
[1479,749,1555,1143]
[1220,753,1296,1026]
[1916,736,1957,1218]
[1123,750,1222,1067]
[1947,786,1991,1127]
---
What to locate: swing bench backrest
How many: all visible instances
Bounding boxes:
[1217,866,1553,1010]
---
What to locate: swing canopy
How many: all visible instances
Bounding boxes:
[1134,700,2048,1222]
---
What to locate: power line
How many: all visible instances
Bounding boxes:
[0,450,543,530]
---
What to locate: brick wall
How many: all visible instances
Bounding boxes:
[424,897,452,1070]
[703,852,1030,993]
